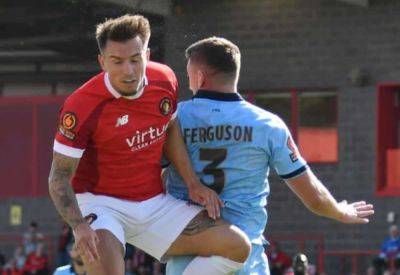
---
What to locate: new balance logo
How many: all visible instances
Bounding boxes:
[116,115,129,127]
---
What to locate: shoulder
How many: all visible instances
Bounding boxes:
[146,61,178,93]
[63,72,110,111]
[53,264,72,274]
[240,101,287,128]
[146,61,177,80]
[383,237,392,243]
[177,99,191,110]
[177,99,200,116]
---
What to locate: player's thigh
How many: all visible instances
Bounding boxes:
[77,202,126,275]
[126,193,202,262]
[84,229,125,275]
[165,211,251,261]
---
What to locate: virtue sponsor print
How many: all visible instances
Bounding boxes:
[183,125,253,143]
[126,123,169,152]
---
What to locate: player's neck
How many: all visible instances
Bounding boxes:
[200,84,237,94]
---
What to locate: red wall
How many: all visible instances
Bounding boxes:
[376,83,400,195]
[0,96,65,198]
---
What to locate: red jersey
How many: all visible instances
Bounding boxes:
[54,61,178,201]
[23,253,48,272]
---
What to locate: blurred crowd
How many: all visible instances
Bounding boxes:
[266,241,317,275]
[0,221,48,275]
[1,222,398,275]
[0,220,314,275]
[369,225,400,275]
[0,221,164,275]
[53,224,165,275]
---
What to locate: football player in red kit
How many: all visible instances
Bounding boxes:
[48,14,250,275]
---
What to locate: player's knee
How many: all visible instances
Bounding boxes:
[235,232,251,263]
[225,225,251,263]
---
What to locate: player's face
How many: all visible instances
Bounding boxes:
[187,59,205,94]
[390,226,399,237]
[98,36,150,96]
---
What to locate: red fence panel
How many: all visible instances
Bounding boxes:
[0,96,66,198]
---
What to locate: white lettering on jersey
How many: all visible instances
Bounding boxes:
[126,124,168,151]
[116,115,129,127]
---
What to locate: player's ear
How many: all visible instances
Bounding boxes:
[98,54,106,71]
[197,70,205,89]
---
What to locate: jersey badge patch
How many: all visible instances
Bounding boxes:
[159,97,172,116]
[59,112,77,140]
[287,136,299,163]
[62,112,77,130]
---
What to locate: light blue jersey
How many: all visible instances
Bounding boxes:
[53,265,75,275]
[166,90,308,275]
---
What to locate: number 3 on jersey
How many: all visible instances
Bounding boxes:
[199,148,227,194]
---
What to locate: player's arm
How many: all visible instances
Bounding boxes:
[48,152,83,227]
[48,151,99,262]
[164,118,223,219]
[285,169,374,224]
[269,116,374,224]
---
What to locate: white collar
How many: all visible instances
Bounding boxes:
[104,72,148,100]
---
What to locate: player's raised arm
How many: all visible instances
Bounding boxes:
[285,170,374,224]
[48,152,100,263]
[268,115,374,225]
[163,118,224,219]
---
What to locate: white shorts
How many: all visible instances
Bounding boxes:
[76,192,203,261]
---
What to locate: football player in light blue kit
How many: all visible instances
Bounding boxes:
[165,37,375,275]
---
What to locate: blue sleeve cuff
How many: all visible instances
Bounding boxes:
[279,165,308,179]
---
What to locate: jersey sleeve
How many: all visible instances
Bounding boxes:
[170,71,179,120]
[268,117,308,179]
[54,95,95,158]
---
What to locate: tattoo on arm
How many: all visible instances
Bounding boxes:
[182,211,226,236]
[48,151,84,229]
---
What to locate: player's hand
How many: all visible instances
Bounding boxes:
[336,200,374,224]
[73,222,100,263]
[188,181,224,219]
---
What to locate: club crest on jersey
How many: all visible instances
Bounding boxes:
[159,97,172,116]
[62,112,77,130]
[287,136,299,163]
[59,112,77,140]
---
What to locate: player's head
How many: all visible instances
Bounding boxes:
[96,14,151,96]
[293,253,308,275]
[70,242,86,273]
[185,36,241,94]
[389,224,399,238]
